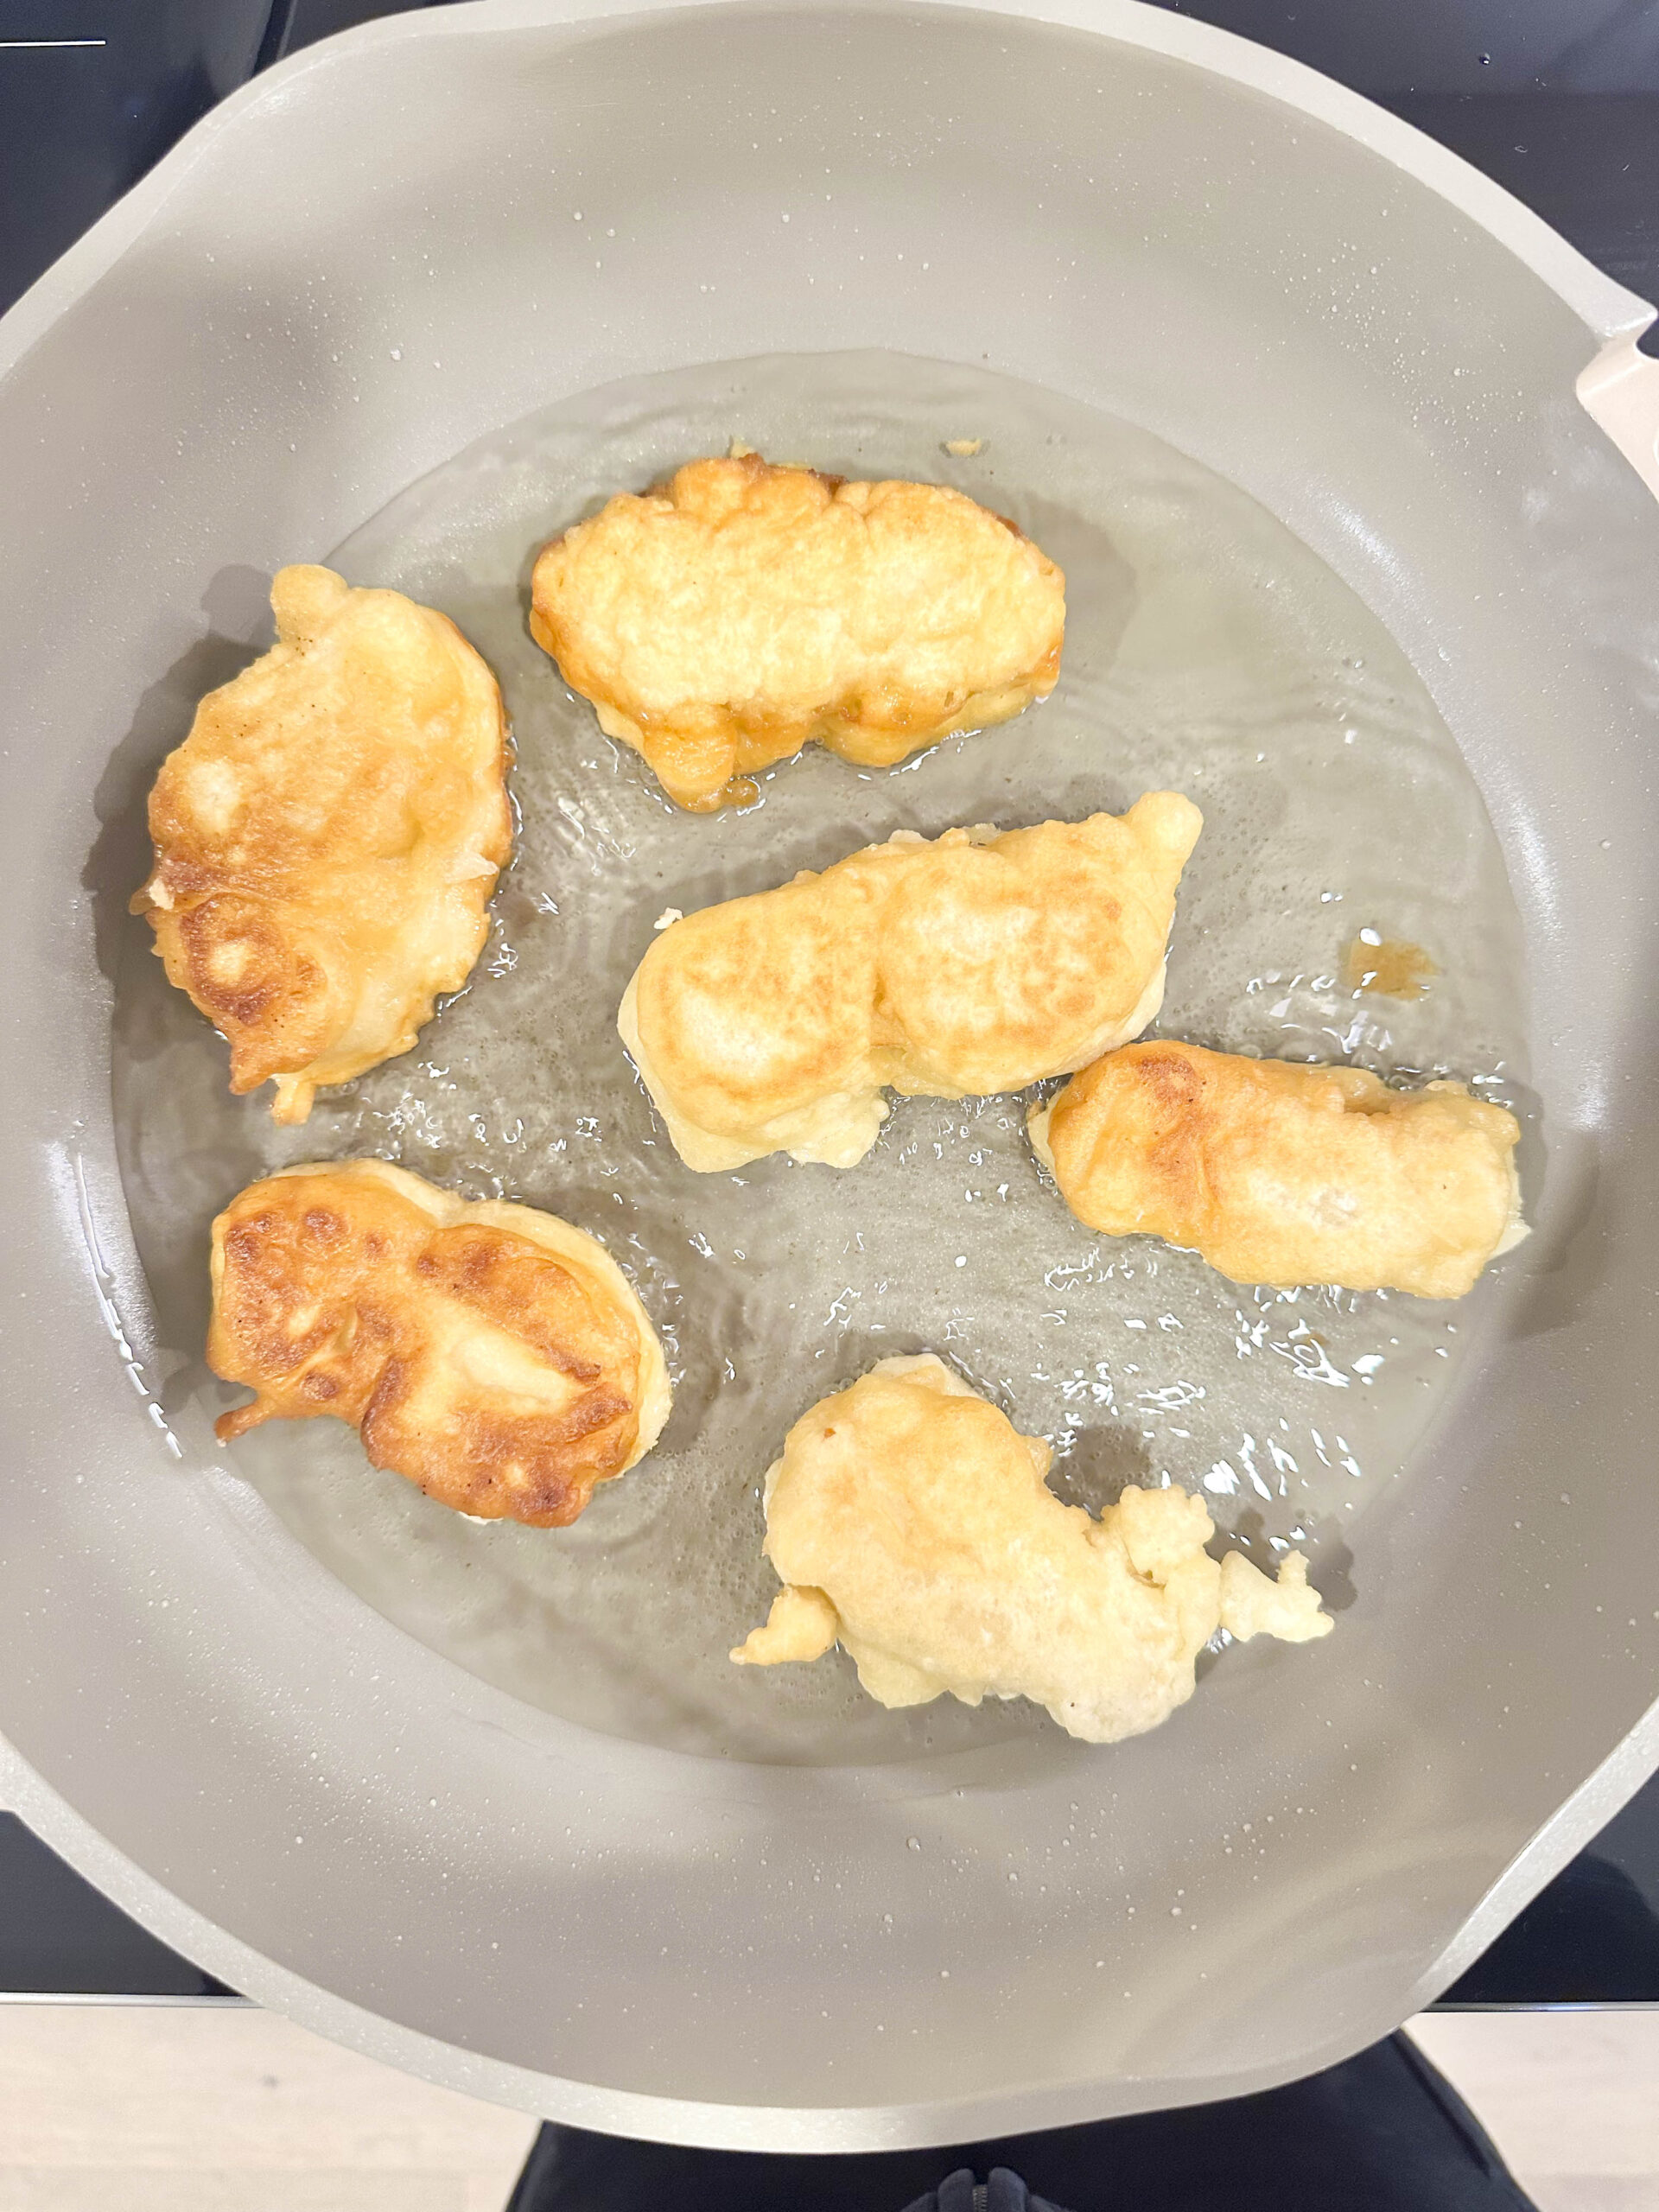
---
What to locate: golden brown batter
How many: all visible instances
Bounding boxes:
[134,565,512,1122]
[209,1160,671,1526]
[1031,1039,1525,1298]
[530,451,1066,810]
[620,793,1203,1171]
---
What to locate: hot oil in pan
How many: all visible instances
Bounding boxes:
[111,351,1530,1763]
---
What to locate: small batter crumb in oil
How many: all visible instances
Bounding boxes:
[944,437,986,456]
[1343,929,1439,1000]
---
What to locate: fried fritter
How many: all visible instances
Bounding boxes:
[133,565,512,1123]
[619,793,1203,1171]
[1030,1039,1527,1298]
[732,1356,1331,1744]
[529,451,1066,810]
[208,1160,671,1526]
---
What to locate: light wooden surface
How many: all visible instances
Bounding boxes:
[1411,2012,1659,2212]
[0,2005,1653,2209]
[0,2005,537,2212]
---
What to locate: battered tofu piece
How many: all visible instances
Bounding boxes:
[732,1357,1330,1744]
[529,452,1066,810]
[620,792,1203,1172]
[1030,1040,1527,1299]
[133,565,512,1123]
[208,1160,671,1527]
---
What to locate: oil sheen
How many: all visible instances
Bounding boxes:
[112,351,1530,1763]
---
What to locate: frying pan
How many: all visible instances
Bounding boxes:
[3,0,1658,2152]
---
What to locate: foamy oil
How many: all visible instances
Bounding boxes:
[112,351,1529,1762]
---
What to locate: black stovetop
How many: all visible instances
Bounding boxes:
[3,0,1656,2008]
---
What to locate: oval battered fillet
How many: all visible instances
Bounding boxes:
[731,1357,1331,1744]
[529,451,1066,810]
[1029,1040,1528,1299]
[618,793,1203,1172]
[132,565,512,1124]
[208,1160,671,1526]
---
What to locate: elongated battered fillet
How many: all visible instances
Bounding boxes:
[1029,1039,1527,1298]
[732,1357,1331,1744]
[133,565,512,1123]
[529,451,1066,810]
[209,1160,671,1526]
[619,792,1203,1171]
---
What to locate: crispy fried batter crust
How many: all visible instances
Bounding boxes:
[209,1160,671,1526]
[620,794,1202,1171]
[732,1357,1330,1743]
[531,453,1066,810]
[1030,1040,1526,1298]
[134,565,512,1122]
